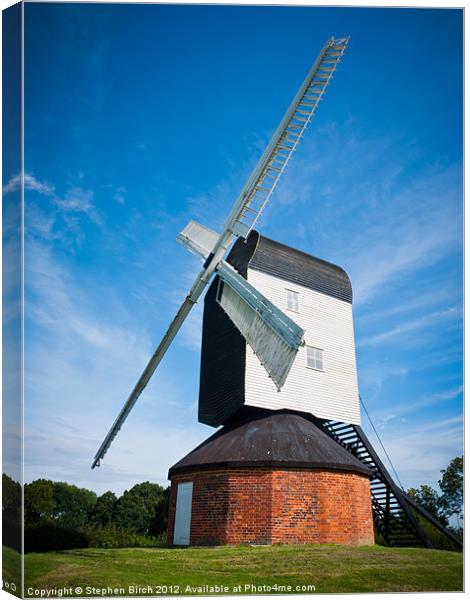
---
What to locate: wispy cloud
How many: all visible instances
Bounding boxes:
[26,240,152,365]
[359,364,409,394]
[3,172,55,195]
[14,172,103,245]
[350,205,460,306]
[345,164,461,306]
[427,386,464,402]
[7,171,100,226]
[114,186,126,204]
[358,306,461,347]
[357,284,458,326]
[52,187,100,223]
[373,385,463,428]
[26,203,57,240]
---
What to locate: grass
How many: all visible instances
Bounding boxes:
[3,544,462,596]
[2,546,22,598]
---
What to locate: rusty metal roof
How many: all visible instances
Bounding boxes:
[169,411,373,478]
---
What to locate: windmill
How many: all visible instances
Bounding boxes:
[91,36,349,469]
[93,38,462,550]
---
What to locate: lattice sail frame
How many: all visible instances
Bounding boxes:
[228,37,349,239]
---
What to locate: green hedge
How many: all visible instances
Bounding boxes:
[24,522,167,553]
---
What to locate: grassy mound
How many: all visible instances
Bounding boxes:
[3,544,463,596]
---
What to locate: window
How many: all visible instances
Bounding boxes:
[286,289,299,313]
[306,346,324,371]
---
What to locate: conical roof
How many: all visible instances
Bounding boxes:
[169,411,372,478]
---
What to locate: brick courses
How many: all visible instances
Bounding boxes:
[167,467,374,546]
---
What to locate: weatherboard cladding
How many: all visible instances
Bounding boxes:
[198,231,354,427]
[169,411,372,478]
[243,268,360,425]
[198,278,245,426]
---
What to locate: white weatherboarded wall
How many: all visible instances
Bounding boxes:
[244,268,361,425]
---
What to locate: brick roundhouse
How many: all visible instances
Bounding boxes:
[167,411,374,546]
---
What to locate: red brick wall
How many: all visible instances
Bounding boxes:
[167,468,374,546]
[271,470,374,545]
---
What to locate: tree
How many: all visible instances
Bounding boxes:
[24,479,55,523]
[407,485,448,526]
[115,491,147,533]
[148,486,170,536]
[2,474,21,522]
[439,456,463,519]
[90,491,118,526]
[115,482,169,535]
[407,456,464,529]
[52,482,97,528]
[22,476,171,546]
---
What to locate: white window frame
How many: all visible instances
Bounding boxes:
[286,289,299,313]
[306,346,324,371]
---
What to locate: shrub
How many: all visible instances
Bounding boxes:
[25,522,89,553]
[84,525,166,549]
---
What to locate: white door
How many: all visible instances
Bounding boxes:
[173,481,193,545]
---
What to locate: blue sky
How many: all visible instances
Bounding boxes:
[6,3,462,495]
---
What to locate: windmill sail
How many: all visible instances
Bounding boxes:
[216,260,305,390]
[177,220,219,261]
[177,223,305,387]
[92,36,349,469]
